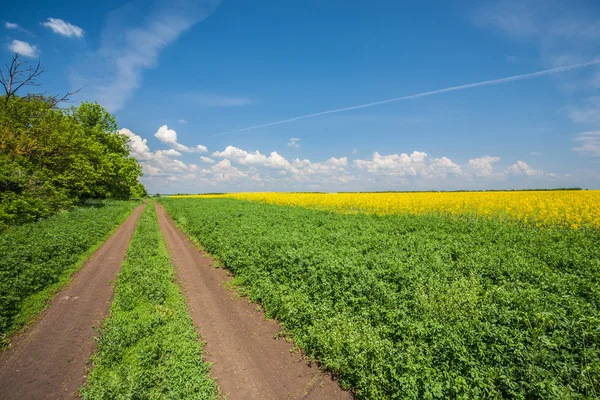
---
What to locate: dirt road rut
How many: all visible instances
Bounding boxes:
[0,205,144,400]
[156,203,351,400]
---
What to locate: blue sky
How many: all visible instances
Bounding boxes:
[3,0,600,193]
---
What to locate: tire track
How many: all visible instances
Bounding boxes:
[0,204,145,400]
[156,203,351,400]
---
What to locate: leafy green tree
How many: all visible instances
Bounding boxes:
[0,54,146,229]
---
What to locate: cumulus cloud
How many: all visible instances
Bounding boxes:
[212,159,248,182]
[468,156,501,177]
[353,151,463,179]
[210,145,354,185]
[160,149,182,157]
[71,1,222,112]
[41,18,84,38]
[117,127,578,192]
[212,146,293,170]
[8,40,38,57]
[572,131,600,156]
[118,128,153,160]
[154,125,207,153]
[505,160,544,177]
[326,157,348,168]
[288,137,300,148]
[119,127,193,179]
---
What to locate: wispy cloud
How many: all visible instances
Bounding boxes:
[71,0,222,112]
[288,138,300,148]
[183,93,253,107]
[474,1,600,88]
[41,18,84,38]
[8,40,38,57]
[5,22,19,29]
[573,131,600,156]
[202,60,600,138]
[178,119,188,124]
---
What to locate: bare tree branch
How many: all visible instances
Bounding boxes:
[49,86,86,108]
[1,53,85,107]
[1,53,46,104]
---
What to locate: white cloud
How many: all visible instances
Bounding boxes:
[351,148,357,154]
[326,157,348,168]
[41,18,84,38]
[292,158,311,168]
[117,128,583,192]
[506,160,544,177]
[71,1,222,112]
[159,149,182,157]
[212,159,248,182]
[572,131,600,156]
[118,128,153,160]
[212,146,293,170]
[468,156,500,177]
[354,151,465,180]
[119,127,206,181]
[155,125,179,145]
[8,40,38,57]
[154,125,207,153]
[5,22,19,29]
[179,119,188,124]
[288,137,300,148]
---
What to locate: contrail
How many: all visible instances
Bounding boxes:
[202,60,600,138]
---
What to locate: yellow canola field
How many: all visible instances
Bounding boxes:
[171,191,600,229]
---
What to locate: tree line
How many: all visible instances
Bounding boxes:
[0,54,146,230]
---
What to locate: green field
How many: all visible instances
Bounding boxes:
[0,200,139,345]
[160,198,600,399]
[83,202,216,399]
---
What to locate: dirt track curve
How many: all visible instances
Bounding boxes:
[0,205,144,400]
[156,203,352,400]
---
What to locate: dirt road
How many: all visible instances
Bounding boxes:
[0,205,144,400]
[156,203,352,400]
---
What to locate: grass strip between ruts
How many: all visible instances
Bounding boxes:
[82,201,217,399]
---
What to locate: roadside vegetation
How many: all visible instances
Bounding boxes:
[0,200,138,347]
[82,202,217,399]
[0,54,146,231]
[161,197,600,399]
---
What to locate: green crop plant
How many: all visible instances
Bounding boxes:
[160,198,600,399]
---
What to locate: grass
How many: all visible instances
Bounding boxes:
[160,198,600,400]
[0,200,139,347]
[82,201,217,399]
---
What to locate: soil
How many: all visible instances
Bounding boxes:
[156,203,352,400]
[0,205,145,400]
